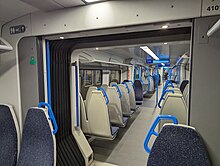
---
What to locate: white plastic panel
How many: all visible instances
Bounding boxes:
[31,0,202,36]
[202,0,220,16]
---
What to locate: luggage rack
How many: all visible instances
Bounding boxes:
[0,37,13,54]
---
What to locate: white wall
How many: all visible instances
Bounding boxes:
[190,16,220,165]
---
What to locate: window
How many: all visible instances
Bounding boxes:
[109,70,121,84]
[80,70,102,87]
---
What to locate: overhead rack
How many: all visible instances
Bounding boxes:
[0,37,13,54]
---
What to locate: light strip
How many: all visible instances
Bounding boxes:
[140,46,159,60]
[161,63,165,66]
[83,0,103,3]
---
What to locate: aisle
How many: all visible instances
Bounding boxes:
[91,87,162,166]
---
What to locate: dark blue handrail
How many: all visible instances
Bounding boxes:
[158,89,175,108]
[122,82,130,93]
[97,87,109,104]
[111,84,122,98]
[38,102,58,135]
[144,115,178,154]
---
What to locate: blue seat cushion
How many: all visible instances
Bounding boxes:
[17,108,54,166]
[0,105,18,166]
[123,117,128,124]
[147,125,211,166]
[111,126,119,135]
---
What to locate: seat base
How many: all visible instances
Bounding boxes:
[91,160,118,166]
[123,110,134,117]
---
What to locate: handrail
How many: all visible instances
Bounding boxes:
[111,84,122,98]
[128,80,135,90]
[158,89,175,108]
[38,102,58,135]
[163,81,174,93]
[97,87,109,104]
[122,82,130,93]
[144,115,178,154]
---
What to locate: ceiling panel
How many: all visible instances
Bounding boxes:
[54,0,85,8]
[21,0,63,11]
[0,0,38,23]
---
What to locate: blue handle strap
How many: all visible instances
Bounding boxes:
[144,115,178,154]
[38,102,58,135]
[97,87,109,104]
[122,82,130,93]
[111,84,122,98]
[158,89,175,108]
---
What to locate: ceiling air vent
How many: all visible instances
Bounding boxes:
[0,37,13,54]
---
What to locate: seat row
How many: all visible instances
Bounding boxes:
[0,103,56,165]
[80,81,137,140]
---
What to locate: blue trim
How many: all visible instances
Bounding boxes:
[158,89,175,108]
[144,115,178,154]
[111,84,122,98]
[46,40,51,105]
[38,102,58,135]
[97,87,109,104]
[128,80,135,90]
[75,65,80,127]
[122,82,130,93]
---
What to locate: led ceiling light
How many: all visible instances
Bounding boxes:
[161,63,165,66]
[95,47,99,50]
[59,36,64,39]
[164,42,168,45]
[83,0,104,3]
[140,46,159,60]
[162,25,169,29]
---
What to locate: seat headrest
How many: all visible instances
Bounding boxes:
[148,124,211,166]
[86,86,97,101]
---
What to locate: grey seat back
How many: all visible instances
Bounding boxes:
[17,108,56,166]
[147,124,211,166]
[0,104,20,166]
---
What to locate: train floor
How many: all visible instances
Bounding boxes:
[90,86,163,166]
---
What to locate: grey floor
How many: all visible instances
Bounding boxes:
[90,88,162,166]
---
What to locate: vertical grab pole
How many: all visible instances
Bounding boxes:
[75,64,80,128]
[46,40,51,105]
[72,62,80,128]
[155,64,159,106]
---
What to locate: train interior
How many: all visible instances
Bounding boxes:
[0,0,220,166]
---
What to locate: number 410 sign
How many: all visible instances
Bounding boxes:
[202,0,220,16]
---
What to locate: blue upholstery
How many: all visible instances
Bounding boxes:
[123,117,128,124]
[147,125,211,166]
[134,80,143,103]
[111,126,119,135]
[17,108,54,166]
[0,105,18,166]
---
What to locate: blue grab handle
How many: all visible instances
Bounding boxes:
[144,115,178,154]
[158,89,175,108]
[38,102,58,135]
[128,80,135,90]
[97,87,109,104]
[163,83,174,93]
[111,84,122,98]
[122,82,130,93]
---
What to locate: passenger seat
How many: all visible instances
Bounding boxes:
[17,105,56,166]
[147,124,211,166]
[0,104,20,166]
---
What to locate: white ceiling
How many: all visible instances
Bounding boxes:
[0,0,38,24]
[0,0,87,25]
